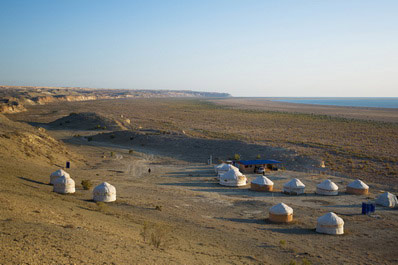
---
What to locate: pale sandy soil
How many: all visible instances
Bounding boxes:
[1,101,398,265]
[210,98,398,123]
[2,118,398,264]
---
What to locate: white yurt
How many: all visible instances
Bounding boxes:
[283,178,305,195]
[316,179,339,196]
[250,176,274,191]
[216,164,236,179]
[376,192,398,208]
[316,212,344,235]
[214,163,226,173]
[269,203,293,223]
[219,167,247,187]
[53,175,75,194]
[346,179,369,195]
[93,182,116,202]
[50,169,70,185]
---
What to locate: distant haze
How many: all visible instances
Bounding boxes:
[1,1,397,97]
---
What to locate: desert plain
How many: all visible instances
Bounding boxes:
[1,91,398,264]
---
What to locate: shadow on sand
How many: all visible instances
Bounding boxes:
[18,176,48,185]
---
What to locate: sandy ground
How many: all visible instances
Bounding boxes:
[1,116,398,264]
[210,98,398,123]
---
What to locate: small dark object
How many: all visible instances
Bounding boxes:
[66,161,70,168]
[362,202,376,215]
[148,168,151,173]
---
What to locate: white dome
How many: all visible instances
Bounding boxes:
[53,175,75,194]
[283,178,305,188]
[251,176,274,186]
[316,212,344,235]
[376,192,398,208]
[347,179,369,189]
[317,212,344,225]
[93,182,116,202]
[219,168,246,187]
[317,179,338,191]
[50,169,70,185]
[269,203,293,215]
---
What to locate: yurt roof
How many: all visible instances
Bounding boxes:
[347,179,369,189]
[270,203,293,215]
[317,179,338,191]
[218,164,235,171]
[94,182,116,193]
[53,175,74,184]
[317,212,344,225]
[51,169,70,178]
[283,178,305,188]
[376,192,398,204]
[252,176,274,186]
[220,168,243,180]
[215,163,226,170]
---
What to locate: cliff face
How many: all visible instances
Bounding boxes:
[0,86,231,114]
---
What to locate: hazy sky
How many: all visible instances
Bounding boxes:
[1,0,397,97]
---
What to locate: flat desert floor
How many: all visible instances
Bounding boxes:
[1,98,398,264]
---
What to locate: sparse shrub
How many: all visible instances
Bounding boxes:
[301,258,312,265]
[129,149,134,154]
[256,154,261,159]
[110,134,115,139]
[96,124,101,129]
[279,240,286,247]
[87,136,93,141]
[155,205,162,211]
[233,153,241,160]
[140,222,171,249]
[110,151,114,157]
[81,180,93,190]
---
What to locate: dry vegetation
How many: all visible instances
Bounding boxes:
[15,98,397,186]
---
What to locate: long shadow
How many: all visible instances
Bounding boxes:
[323,204,362,208]
[18,176,48,185]
[262,227,317,235]
[215,217,266,224]
[160,182,219,188]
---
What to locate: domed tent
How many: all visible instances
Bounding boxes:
[219,167,247,187]
[250,176,274,191]
[93,182,116,202]
[217,164,239,180]
[214,163,227,174]
[269,203,293,223]
[283,178,305,195]
[316,212,344,235]
[53,175,75,194]
[346,179,369,195]
[376,192,398,208]
[316,179,339,196]
[50,169,70,185]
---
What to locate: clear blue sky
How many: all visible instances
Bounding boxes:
[1,0,397,97]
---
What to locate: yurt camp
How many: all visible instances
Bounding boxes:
[376,192,398,208]
[316,179,339,196]
[283,178,305,195]
[269,203,293,223]
[219,167,247,187]
[50,169,70,185]
[93,182,117,202]
[53,175,75,194]
[316,212,344,235]
[346,179,369,195]
[250,176,274,191]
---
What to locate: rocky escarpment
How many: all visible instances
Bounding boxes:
[0,86,231,114]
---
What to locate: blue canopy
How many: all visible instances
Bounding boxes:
[237,159,281,165]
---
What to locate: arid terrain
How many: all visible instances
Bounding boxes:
[1,92,398,264]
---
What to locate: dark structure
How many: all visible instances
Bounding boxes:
[235,159,281,173]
